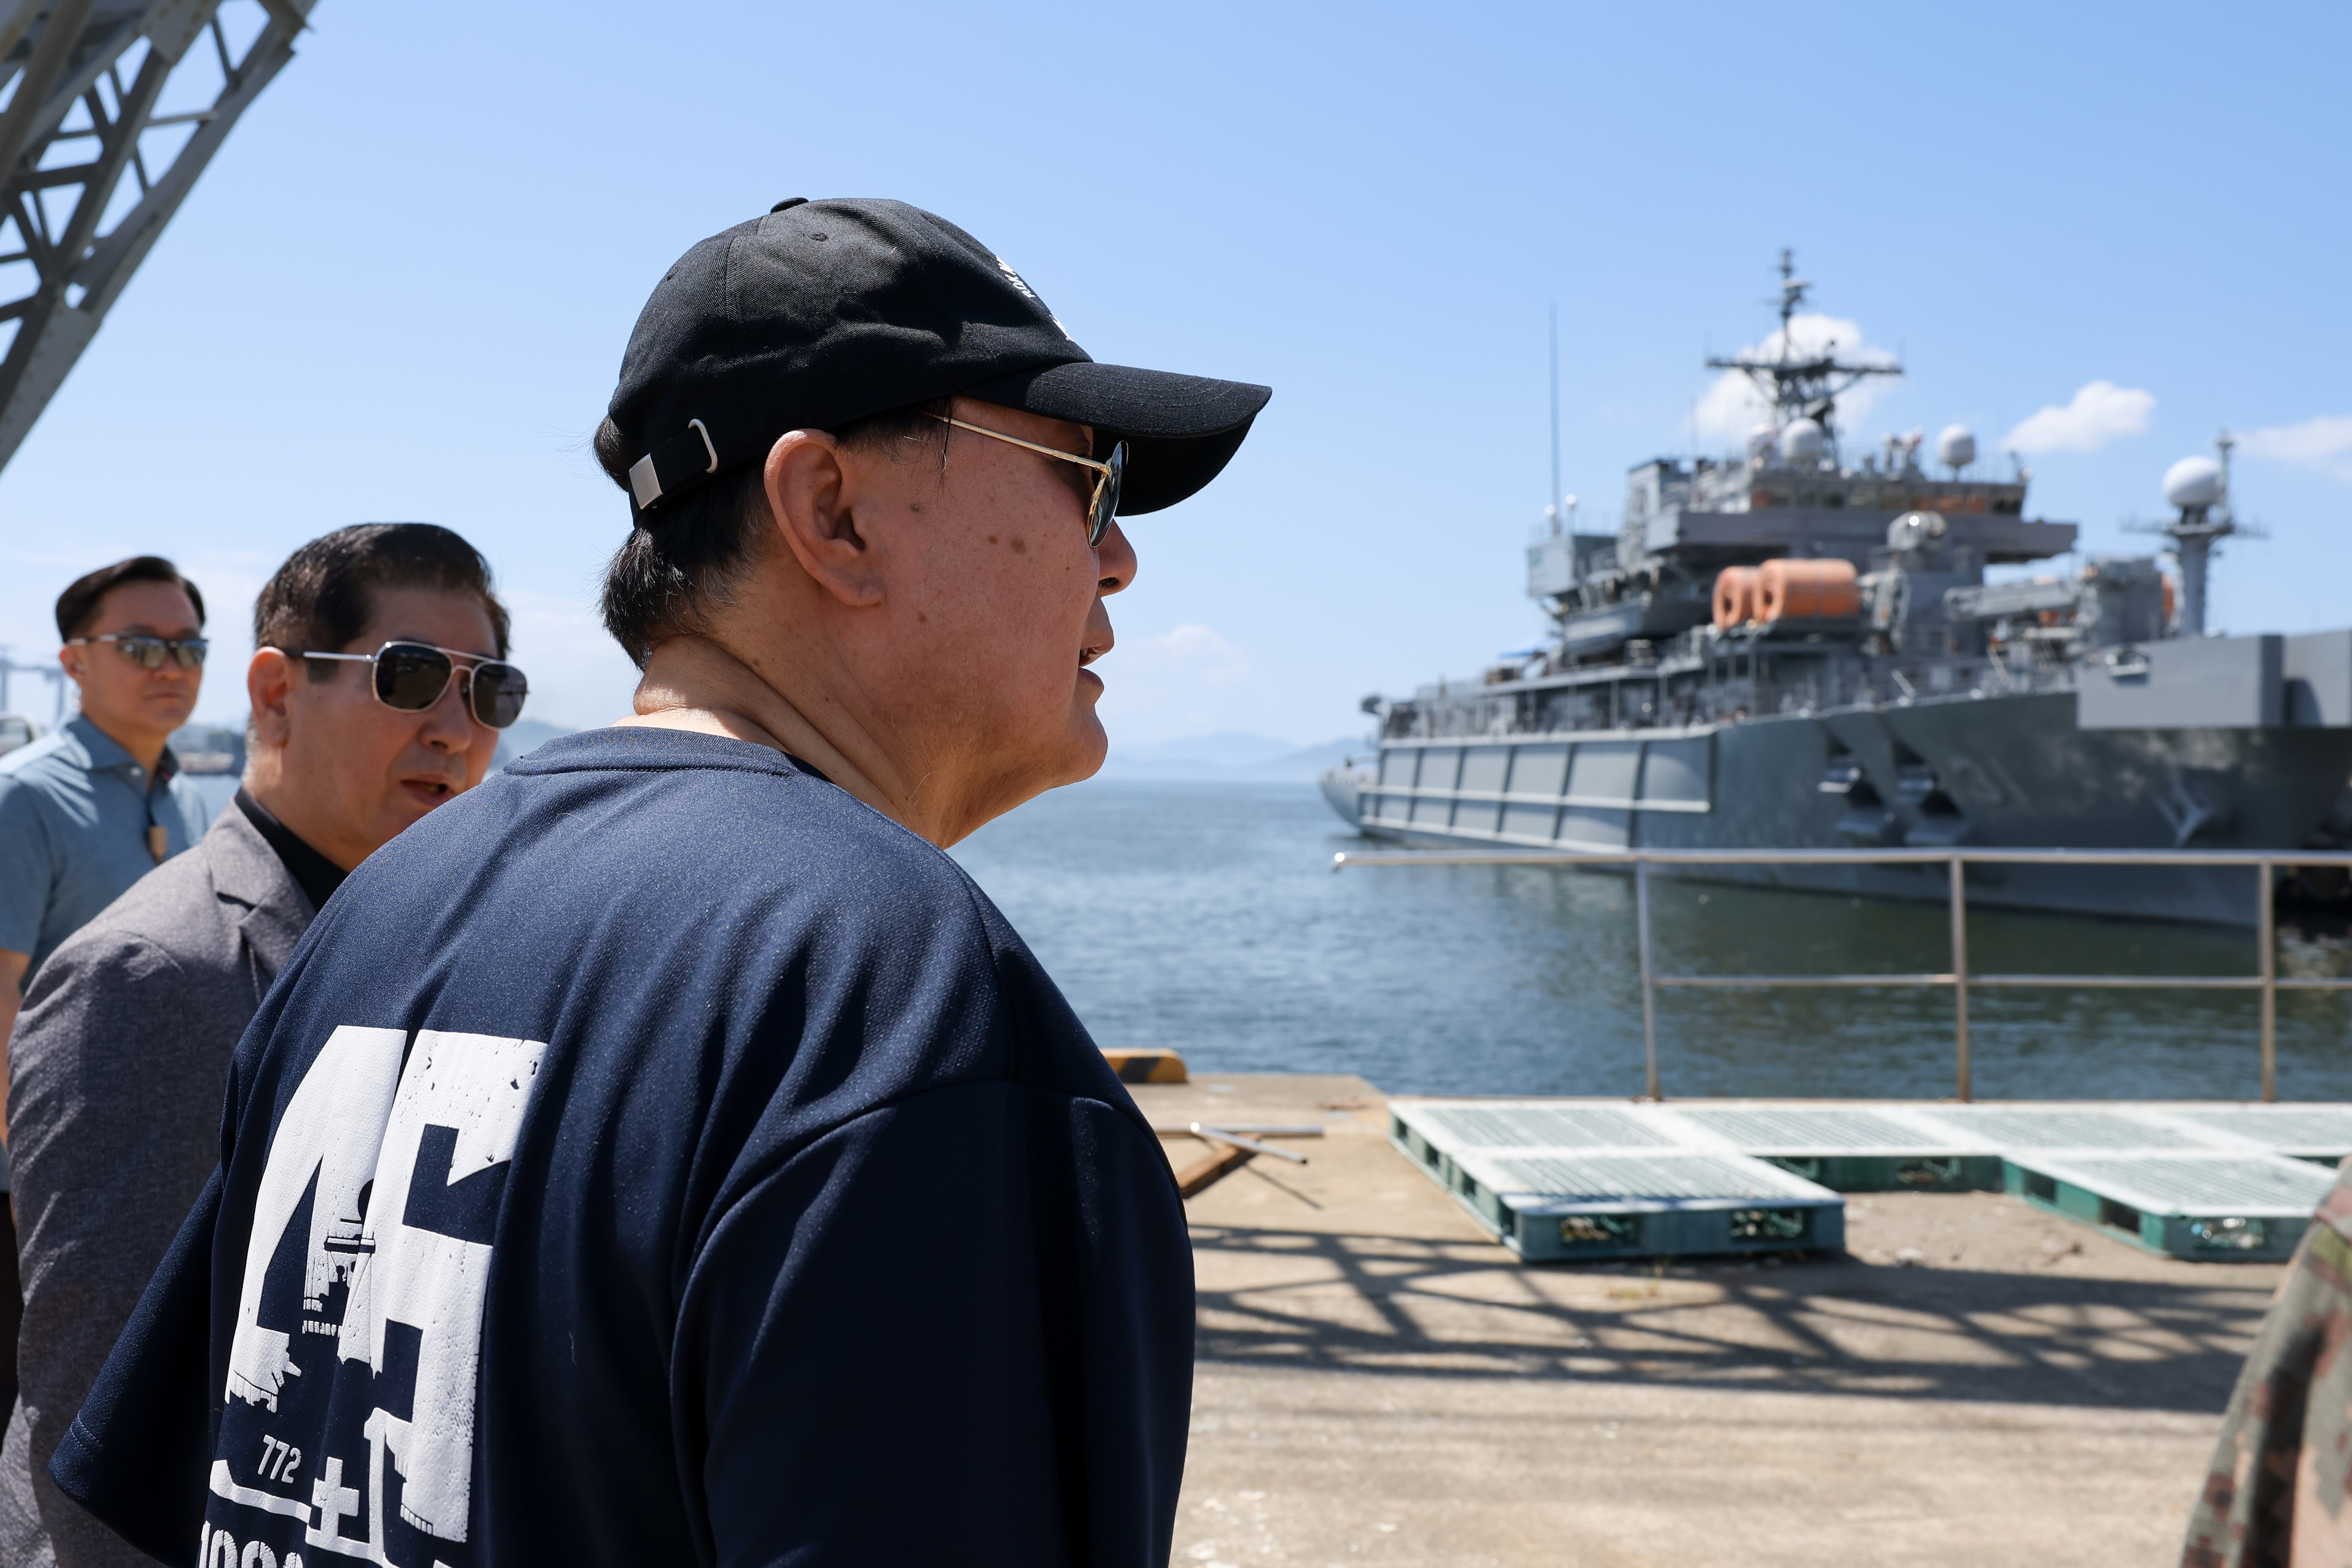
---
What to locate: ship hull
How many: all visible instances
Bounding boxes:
[1339,690,2352,925]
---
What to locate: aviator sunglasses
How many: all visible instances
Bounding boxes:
[924,414,1127,547]
[65,633,209,670]
[275,640,530,729]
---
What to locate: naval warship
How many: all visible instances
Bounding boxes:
[1322,256,2352,925]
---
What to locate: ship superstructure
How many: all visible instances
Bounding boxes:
[1323,258,2352,924]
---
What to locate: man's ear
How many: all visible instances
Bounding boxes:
[248,648,298,750]
[763,430,886,609]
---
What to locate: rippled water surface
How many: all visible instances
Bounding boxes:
[949,780,2352,1102]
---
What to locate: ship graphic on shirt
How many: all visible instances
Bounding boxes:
[201,1024,544,1568]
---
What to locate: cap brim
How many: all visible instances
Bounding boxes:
[960,360,1271,515]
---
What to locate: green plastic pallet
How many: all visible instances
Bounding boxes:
[2153,1106,2352,1165]
[1385,1098,2336,1265]
[1665,1105,2003,1193]
[1906,1105,2221,1152]
[1465,1150,1845,1262]
[1388,1105,1842,1262]
[2002,1151,2334,1262]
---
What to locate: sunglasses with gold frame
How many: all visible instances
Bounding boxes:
[924,414,1127,547]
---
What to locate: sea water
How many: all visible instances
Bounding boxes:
[951,779,2352,1102]
[195,771,2352,1101]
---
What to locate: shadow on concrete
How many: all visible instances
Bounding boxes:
[1190,1223,2269,1414]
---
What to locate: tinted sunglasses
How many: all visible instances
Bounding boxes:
[280,641,529,729]
[65,633,208,670]
[924,414,1127,547]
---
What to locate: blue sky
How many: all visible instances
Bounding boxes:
[4,1,2347,745]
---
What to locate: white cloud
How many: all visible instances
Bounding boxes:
[1120,623,1251,684]
[1690,313,1899,444]
[2237,415,2352,482]
[2001,380,2155,454]
[1092,623,1255,745]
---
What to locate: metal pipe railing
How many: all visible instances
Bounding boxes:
[1331,847,2352,1103]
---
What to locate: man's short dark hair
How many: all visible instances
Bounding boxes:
[593,399,951,668]
[254,524,511,680]
[55,556,206,641]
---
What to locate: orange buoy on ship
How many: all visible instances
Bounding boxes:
[1754,557,1860,623]
[1712,566,1758,630]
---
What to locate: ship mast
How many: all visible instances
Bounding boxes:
[1705,250,1903,459]
[1548,303,1562,531]
[2164,429,2238,637]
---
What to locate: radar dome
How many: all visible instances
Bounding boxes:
[1887,510,1949,553]
[1778,419,1825,465]
[2164,456,2224,511]
[1935,424,1976,470]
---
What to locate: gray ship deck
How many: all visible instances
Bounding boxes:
[1341,691,2352,925]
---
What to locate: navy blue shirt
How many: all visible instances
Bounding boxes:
[52,728,1194,1567]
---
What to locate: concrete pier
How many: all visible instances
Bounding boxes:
[1138,1073,2279,1568]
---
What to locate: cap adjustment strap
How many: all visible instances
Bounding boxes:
[627,417,720,512]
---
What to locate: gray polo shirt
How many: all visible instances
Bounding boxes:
[0,715,209,979]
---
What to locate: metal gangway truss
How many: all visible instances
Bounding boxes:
[0,0,315,472]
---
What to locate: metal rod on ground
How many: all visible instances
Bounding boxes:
[2259,860,2277,1104]
[1949,855,1971,1103]
[1191,1124,1309,1164]
[1636,857,1660,1101]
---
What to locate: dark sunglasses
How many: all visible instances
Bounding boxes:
[65,633,208,670]
[278,640,529,729]
[925,414,1127,547]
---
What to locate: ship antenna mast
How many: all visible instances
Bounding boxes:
[1776,248,1799,366]
[2161,427,2241,636]
[1706,249,1903,459]
[2217,426,2236,529]
[1548,304,1563,533]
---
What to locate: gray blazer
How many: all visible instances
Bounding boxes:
[0,805,313,1567]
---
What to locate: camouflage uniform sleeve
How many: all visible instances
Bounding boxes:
[2184,1161,2352,1568]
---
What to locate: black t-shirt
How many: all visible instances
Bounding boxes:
[54,728,1194,1567]
[233,786,347,910]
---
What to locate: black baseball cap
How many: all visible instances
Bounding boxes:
[608,198,1271,521]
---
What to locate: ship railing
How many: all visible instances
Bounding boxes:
[1328,845,2352,1104]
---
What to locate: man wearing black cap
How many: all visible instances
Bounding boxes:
[52,200,1267,1568]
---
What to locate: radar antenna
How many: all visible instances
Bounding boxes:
[0,0,319,474]
[1704,249,1902,457]
[2161,429,2240,637]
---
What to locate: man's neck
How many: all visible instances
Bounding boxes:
[619,637,961,842]
[242,765,365,872]
[80,711,168,776]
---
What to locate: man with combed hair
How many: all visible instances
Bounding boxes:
[56,199,1268,1567]
[0,554,209,1433]
[0,556,211,1061]
[4,524,524,1568]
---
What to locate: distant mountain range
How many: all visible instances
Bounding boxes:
[488,721,1365,784]
[1094,731,1367,783]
